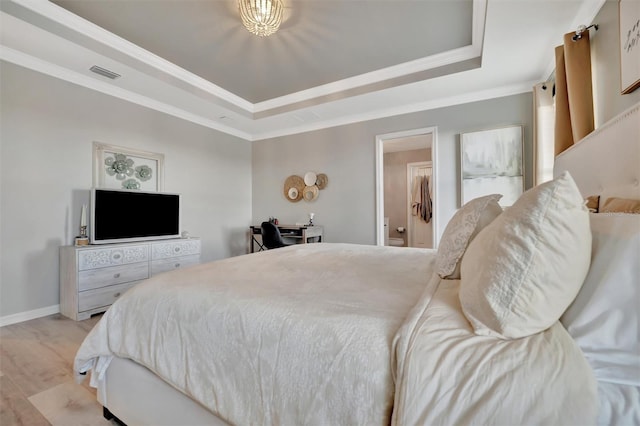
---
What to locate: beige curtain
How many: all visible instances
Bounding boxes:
[554,31,594,156]
[532,82,555,185]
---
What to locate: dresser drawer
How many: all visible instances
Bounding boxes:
[78,262,149,292]
[78,245,149,270]
[78,282,137,312]
[152,240,201,260]
[151,255,200,275]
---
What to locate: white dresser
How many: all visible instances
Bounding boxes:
[60,238,201,321]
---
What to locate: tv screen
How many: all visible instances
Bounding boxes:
[91,188,181,244]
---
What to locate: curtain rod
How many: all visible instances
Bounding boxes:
[572,24,598,41]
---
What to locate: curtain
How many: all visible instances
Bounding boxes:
[554,31,595,156]
[532,82,555,185]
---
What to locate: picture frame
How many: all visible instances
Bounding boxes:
[93,142,164,191]
[619,0,640,94]
[460,125,524,207]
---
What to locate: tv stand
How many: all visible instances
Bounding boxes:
[60,238,201,321]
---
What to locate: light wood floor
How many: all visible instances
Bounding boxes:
[0,313,118,426]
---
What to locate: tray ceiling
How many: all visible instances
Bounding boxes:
[0,0,604,140]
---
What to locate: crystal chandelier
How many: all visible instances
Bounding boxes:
[238,0,283,37]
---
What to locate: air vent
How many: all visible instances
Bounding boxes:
[89,65,121,80]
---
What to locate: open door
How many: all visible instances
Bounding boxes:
[407,161,433,248]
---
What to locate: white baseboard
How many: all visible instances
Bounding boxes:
[0,304,60,327]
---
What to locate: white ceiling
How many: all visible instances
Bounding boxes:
[0,0,604,141]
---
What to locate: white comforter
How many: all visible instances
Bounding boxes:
[76,243,434,425]
[392,279,598,425]
[75,243,597,425]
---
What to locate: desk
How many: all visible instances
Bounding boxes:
[250,225,323,253]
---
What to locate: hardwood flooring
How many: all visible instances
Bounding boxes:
[0,313,117,426]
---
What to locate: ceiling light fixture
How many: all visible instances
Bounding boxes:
[238,0,283,37]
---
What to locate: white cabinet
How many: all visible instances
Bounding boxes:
[60,238,201,321]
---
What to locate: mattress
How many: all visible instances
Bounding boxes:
[98,356,228,426]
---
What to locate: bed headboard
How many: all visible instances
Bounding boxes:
[553,102,640,202]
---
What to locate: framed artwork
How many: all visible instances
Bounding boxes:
[460,125,523,207]
[93,142,164,191]
[619,0,640,94]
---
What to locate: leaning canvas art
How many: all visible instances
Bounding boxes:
[460,126,523,206]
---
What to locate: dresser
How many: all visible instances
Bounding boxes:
[60,238,201,321]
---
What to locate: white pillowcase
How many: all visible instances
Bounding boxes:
[561,213,640,387]
[435,194,502,279]
[459,171,592,339]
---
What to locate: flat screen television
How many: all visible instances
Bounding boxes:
[90,188,181,244]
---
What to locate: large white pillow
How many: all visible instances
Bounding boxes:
[561,213,640,387]
[459,171,591,339]
[435,194,503,279]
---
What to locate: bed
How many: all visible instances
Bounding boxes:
[75,102,640,426]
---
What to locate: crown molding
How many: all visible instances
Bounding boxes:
[251,81,535,141]
[7,0,487,116]
[1,43,533,142]
[0,46,253,141]
[254,0,487,113]
[253,45,481,113]
[8,0,254,111]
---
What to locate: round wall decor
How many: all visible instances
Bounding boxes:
[316,173,329,189]
[302,185,319,201]
[284,175,304,202]
[304,171,317,186]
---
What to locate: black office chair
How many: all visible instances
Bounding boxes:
[261,221,293,249]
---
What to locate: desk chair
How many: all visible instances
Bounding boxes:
[261,222,293,249]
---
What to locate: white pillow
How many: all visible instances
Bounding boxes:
[561,213,640,387]
[459,171,592,339]
[435,194,502,279]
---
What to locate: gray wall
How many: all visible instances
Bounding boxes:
[0,62,252,317]
[591,0,640,125]
[251,0,640,247]
[252,93,534,245]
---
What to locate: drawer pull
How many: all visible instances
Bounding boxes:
[174,247,181,253]
[113,254,121,259]
[174,263,181,268]
[113,273,121,279]
[114,292,121,298]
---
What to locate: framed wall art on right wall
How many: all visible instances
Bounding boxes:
[460,125,524,207]
[619,0,640,94]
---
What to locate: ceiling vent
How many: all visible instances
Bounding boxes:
[89,65,121,80]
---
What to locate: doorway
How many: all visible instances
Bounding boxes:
[375,127,438,248]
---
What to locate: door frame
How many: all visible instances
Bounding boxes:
[375,126,438,248]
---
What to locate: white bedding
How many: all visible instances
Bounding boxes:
[76,243,598,425]
[392,280,598,425]
[76,243,435,425]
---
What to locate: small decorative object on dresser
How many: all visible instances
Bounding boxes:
[60,238,201,320]
[75,204,89,246]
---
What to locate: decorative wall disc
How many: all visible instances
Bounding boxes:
[302,185,319,201]
[304,171,317,186]
[316,173,328,189]
[288,187,299,200]
[283,175,304,202]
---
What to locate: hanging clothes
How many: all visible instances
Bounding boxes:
[411,175,432,223]
[421,175,432,223]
